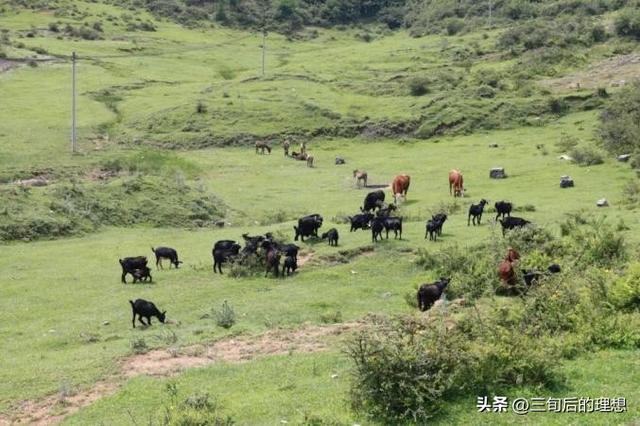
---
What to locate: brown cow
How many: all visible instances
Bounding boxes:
[498,247,520,287]
[449,169,464,197]
[255,141,271,154]
[353,170,368,188]
[391,174,410,203]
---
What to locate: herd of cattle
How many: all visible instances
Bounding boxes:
[121,166,545,326]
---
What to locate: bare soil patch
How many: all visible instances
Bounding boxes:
[0,322,360,425]
[0,59,19,73]
[540,53,640,93]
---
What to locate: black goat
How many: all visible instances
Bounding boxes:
[468,199,488,226]
[264,242,281,277]
[212,242,241,274]
[417,277,450,311]
[384,216,403,239]
[349,213,374,232]
[322,228,339,246]
[494,201,513,221]
[131,266,152,283]
[282,255,297,276]
[499,216,531,236]
[151,246,182,269]
[432,213,448,236]
[371,217,385,242]
[129,299,166,328]
[119,256,150,284]
[425,219,439,241]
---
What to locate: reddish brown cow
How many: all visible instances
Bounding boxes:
[505,247,520,263]
[392,174,411,203]
[448,169,464,197]
[498,247,520,286]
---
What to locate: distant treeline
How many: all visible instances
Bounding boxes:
[104,0,636,34]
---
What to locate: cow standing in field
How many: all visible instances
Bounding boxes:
[294,214,323,241]
[361,190,385,213]
[353,170,368,188]
[449,169,464,197]
[392,174,410,203]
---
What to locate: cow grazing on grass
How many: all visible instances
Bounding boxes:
[353,170,367,188]
[448,169,464,197]
[282,255,297,276]
[151,246,182,269]
[362,190,385,213]
[494,201,512,221]
[294,214,323,241]
[119,256,150,284]
[371,217,385,242]
[499,216,531,236]
[129,299,166,328]
[212,242,241,274]
[392,174,410,203]
[255,141,271,154]
[349,213,374,231]
[322,228,339,246]
[383,216,403,239]
[417,277,450,311]
[468,199,488,226]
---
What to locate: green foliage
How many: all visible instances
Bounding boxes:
[614,8,640,39]
[555,133,580,152]
[599,81,640,155]
[560,214,627,268]
[215,300,237,329]
[162,384,235,426]
[608,262,640,311]
[568,145,604,166]
[406,75,429,96]
[130,337,148,354]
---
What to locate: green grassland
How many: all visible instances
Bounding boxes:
[1,0,640,424]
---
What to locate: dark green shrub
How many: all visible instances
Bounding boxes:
[599,81,640,155]
[568,145,604,165]
[608,263,640,311]
[614,8,640,39]
[162,384,234,426]
[215,300,236,329]
[407,76,429,96]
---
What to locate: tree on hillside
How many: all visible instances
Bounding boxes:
[598,80,640,155]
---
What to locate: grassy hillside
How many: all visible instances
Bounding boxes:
[1,0,640,424]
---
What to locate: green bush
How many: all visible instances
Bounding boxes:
[568,145,604,166]
[555,133,579,152]
[608,263,640,311]
[162,384,234,426]
[599,81,640,155]
[215,300,236,329]
[407,76,429,96]
[614,8,640,39]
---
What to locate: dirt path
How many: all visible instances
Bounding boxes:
[0,322,359,425]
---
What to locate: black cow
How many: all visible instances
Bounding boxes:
[129,299,166,328]
[495,201,513,221]
[384,216,403,239]
[468,199,488,226]
[119,256,150,284]
[214,240,237,250]
[349,213,374,231]
[151,246,182,269]
[212,242,241,274]
[371,217,385,242]
[499,216,530,236]
[322,228,339,246]
[417,277,450,311]
[282,255,297,276]
[361,190,385,213]
[242,233,265,253]
[294,214,323,241]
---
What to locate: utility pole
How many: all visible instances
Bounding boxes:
[71,51,77,153]
[488,0,492,27]
[261,30,266,77]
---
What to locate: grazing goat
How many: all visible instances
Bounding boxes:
[129,299,166,328]
[151,246,182,269]
[499,216,531,236]
[432,213,448,236]
[255,141,271,154]
[425,219,439,241]
[349,213,374,231]
[322,228,339,246]
[468,199,488,226]
[212,242,241,274]
[371,217,385,242]
[294,214,323,241]
[494,201,512,221]
[362,190,385,213]
[119,256,150,284]
[417,277,450,311]
[282,255,297,276]
[132,266,152,283]
[353,170,368,188]
[383,216,403,239]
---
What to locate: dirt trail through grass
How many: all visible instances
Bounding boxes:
[0,322,359,425]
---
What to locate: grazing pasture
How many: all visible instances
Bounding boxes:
[1,1,640,424]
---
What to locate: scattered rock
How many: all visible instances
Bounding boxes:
[331,374,339,379]
[489,167,506,179]
[488,143,498,148]
[617,154,631,162]
[560,176,574,188]
[335,156,345,165]
[15,177,49,187]
[215,220,225,228]
[558,154,573,161]
[102,321,110,326]
[597,198,609,207]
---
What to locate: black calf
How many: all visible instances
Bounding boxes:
[151,246,182,269]
[417,277,450,311]
[322,228,339,246]
[468,199,488,226]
